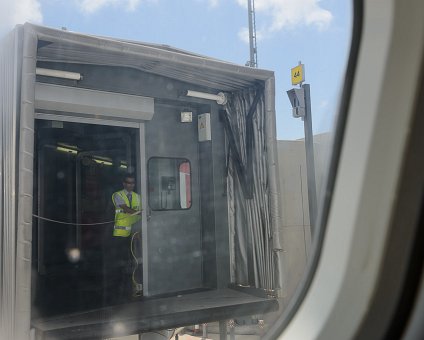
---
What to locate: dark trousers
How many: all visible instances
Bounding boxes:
[105,235,132,303]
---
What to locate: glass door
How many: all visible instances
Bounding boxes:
[33,119,139,316]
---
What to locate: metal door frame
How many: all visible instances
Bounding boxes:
[34,113,147,289]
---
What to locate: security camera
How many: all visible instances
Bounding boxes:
[286,88,306,118]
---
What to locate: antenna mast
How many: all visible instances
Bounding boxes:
[247,0,258,68]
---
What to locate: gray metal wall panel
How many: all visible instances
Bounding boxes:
[145,104,202,295]
[0,26,23,340]
[210,104,230,288]
[264,77,284,292]
[35,112,140,128]
[35,62,216,111]
[34,82,154,121]
[198,104,230,290]
[15,26,37,340]
[199,139,217,288]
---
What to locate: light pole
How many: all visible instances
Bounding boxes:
[286,63,318,234]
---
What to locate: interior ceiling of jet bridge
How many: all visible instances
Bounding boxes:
[32,24,274,91]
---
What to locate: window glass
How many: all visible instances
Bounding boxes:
[32,120,139,315]
[148,157,192,210]
[0,1,353,339]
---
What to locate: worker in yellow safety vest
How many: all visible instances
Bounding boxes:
[109,173,142,301]
[112,174,141,237]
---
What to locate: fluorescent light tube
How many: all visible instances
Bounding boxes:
[186,90,227,105]
[94,159,113,166]
[36,68,82,81]
[57,146,78,154]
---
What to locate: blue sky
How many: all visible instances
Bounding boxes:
[1,0,352,140]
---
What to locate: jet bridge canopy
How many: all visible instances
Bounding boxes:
[0,23,282,340]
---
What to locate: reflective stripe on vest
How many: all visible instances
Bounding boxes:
[112,190,141,237]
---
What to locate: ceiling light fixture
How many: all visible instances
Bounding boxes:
[185,90,227,105]
[56,146,78,154]
[36,68,82,81]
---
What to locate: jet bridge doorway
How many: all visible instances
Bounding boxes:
[32,118,141,317]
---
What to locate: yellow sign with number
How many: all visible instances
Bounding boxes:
[291,64,305,85]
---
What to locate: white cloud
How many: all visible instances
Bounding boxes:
[75,0,142,14]
[127,0,141,11]
[208,0,219,8]
[236,0,332,37]
[0,0,43,37]
[238,27,250,44]
[193,0,220,9]
[238,26,264,44]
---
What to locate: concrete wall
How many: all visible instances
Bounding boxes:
[277,132,332,302]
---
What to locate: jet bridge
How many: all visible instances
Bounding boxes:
[0,23,282,340]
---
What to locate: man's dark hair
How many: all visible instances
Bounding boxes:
[123,173,136,182]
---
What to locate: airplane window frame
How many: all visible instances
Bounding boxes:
[266,0,424,339]
[2,1,424,339]
[263,0,364,337]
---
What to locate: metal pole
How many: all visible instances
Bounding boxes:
[302,84,318,235]
[247,0,254,67]
[229,326,235,340]
[219,320,227,340]
[202,323,207,340]
[228,319,235,340]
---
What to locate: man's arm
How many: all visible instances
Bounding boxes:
[113,193,141,215]
[119,204,141,215]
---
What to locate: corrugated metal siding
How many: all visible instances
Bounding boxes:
[36,45,265,91]
[28,23,273,92]
[15,27,37,340]
[0,26,22,340]
[225,86,282,292]
[264,77,284,293]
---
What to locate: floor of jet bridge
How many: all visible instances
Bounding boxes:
[31,287,278,339]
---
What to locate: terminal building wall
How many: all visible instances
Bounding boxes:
[277,133,331,304]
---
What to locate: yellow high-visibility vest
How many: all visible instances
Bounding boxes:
[112,190,141,237]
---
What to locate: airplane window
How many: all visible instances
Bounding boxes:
[0,0,356,339]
